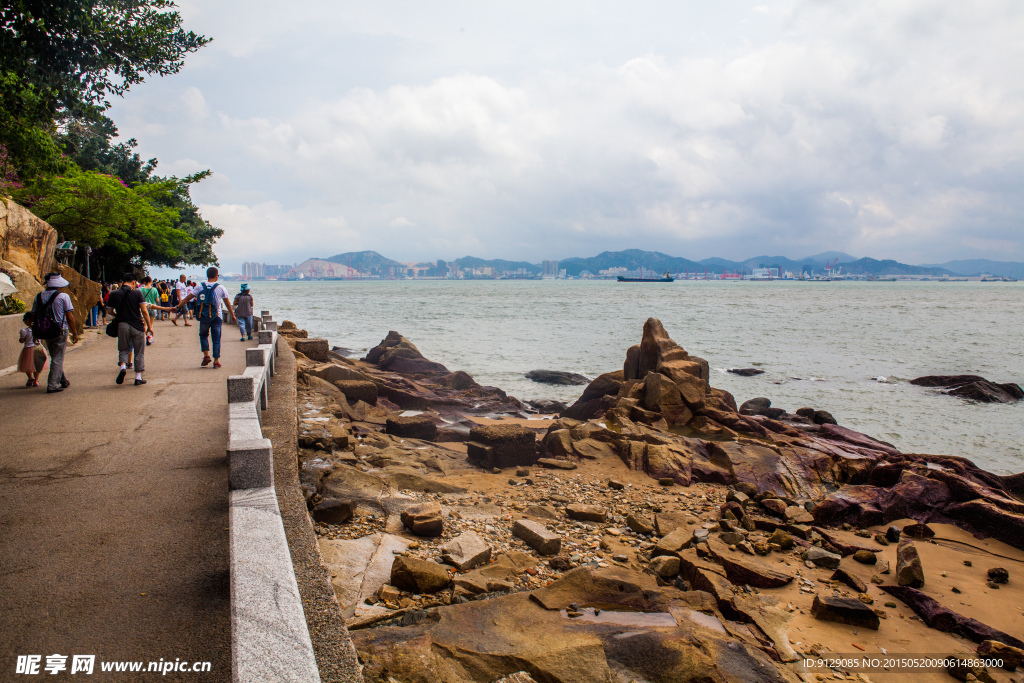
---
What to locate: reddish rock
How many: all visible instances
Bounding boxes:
[880,585,1024,648]
[386,415,438,441]
[811,595,880,630]
[467,424,538,469]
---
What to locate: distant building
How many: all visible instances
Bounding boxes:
[542,260,559,278]
[241,262,290,279]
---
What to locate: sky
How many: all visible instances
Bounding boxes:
[108,0,1024,273]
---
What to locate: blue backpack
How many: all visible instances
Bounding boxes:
[195,283,220,321]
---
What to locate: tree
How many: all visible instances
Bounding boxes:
[11,167,219,275]
[0,0,210,115]
[0,0,209,176]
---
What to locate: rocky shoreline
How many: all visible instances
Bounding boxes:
[283,318,1023,683]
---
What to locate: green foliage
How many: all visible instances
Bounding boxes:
[0,294,27,315]
[0,0,210,117]
[0,1,219,274]
[58,115,157,186]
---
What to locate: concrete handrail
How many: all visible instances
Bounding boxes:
[226,314,321,683]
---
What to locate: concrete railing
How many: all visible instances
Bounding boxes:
[227,311,321,683]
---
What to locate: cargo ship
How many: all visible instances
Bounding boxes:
[617,271,674,282]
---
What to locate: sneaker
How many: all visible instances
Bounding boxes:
[213,360,222,369]
[134,378,147,386]
[247,335,252,340]
[116,368,127,385]
[60,376,70,388]
[126,362,133,370]
[46,387,64,394]
[201,357,212,367]
[240,337,245,342]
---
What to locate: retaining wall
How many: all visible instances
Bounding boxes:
[227,311,321,683]
[0,313,25,371]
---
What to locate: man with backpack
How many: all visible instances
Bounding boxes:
[177,266,236,369]
[31,272,79,394]
[107,273,153,385]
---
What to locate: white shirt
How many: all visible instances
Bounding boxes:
[175,280,188,299]
[194,281,229,311]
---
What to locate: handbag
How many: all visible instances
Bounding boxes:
[105,320,118,337]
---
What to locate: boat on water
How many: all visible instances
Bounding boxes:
[617,270,674,282]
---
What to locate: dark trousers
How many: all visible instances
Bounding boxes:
[117,323,145,372]
[199,316,222,358]
[43,333,68,391]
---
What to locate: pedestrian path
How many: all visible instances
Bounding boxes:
[0,321,257,680]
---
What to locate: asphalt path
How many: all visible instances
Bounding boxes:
[0,318,255,680]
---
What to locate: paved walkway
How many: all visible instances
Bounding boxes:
[0,320,256,680]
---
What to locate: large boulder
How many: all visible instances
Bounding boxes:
[0,259,42,306]
[467,424,538,469]
[0,199,57,282]
[364,330,448,375]
[525,370,589,386]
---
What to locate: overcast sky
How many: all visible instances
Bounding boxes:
[108,0,1024,272]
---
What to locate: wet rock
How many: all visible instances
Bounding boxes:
[400,502,444,537]
[364,331,450,374]
[729,368,765,377]
[649,556,681,578]
[896,540,925,588]
[853,550,877,565]
[512,519,562,555]
[385,415,438,441]
[813,410,837,425]
[803,547,842,569]
[528,399,567,413]
[881,586,1024,648]
[912,375,1024,403]
[986,567,1008,584]
[536,457,577,470]
[440,531,492,571]
[566,504,607,523]
[525,370,589,386]
[311,499,354,525]
[811,595,880,630]
[468,424,538,469]
[738,397,771,416]
[390,556,451,594]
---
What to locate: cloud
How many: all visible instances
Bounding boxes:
[108,0,1024,268]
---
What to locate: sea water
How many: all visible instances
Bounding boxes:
[248,279,1023,474]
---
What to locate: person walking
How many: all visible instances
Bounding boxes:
[107,273,153,386]
[31,272,78,393]
[233,284,254,341]
[173,274,192,326]
[177,266,236,369]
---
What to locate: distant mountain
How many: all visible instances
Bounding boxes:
[924,259,1024,278]
[835,258,954,276]
[559,250,704,277]
[803,251,858,263]
[325,250,404,275]
[454,256,540,274]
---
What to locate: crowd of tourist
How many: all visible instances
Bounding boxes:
[19,267,256,393]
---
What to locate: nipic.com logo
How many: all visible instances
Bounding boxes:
[15,654,212,675]
[16,655,94,675]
